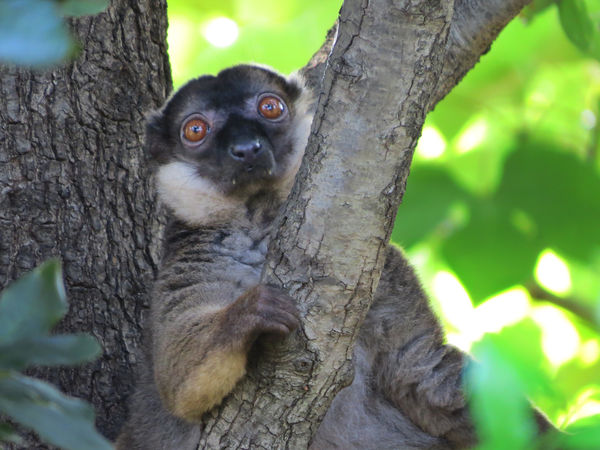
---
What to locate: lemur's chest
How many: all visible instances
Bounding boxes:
[159,216,271,300]
[174,222,271,302]
[215,226,270,281]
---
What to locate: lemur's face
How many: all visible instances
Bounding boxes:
[146,65,310,196]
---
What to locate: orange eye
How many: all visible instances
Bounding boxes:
[182,118,209,143]
[258,96,285,120]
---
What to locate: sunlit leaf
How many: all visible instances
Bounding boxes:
[0,372,112,450]
[0,334,101,371]
[0,260,67,345]
[0,0,72,67]
[558,414,600,448]
[58,0,109,17]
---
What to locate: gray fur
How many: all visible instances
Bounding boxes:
[117,64,524,449]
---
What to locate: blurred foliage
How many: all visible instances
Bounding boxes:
[165,0,600,447]
[524,0,600,62]
[0,0,108,67]
[0,260,111,449]
[394,4,600,448]
[2,0,599,447]
[167,0,342,85]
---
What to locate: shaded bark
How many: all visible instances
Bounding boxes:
[0,0,531,447]
[0,0,170,440]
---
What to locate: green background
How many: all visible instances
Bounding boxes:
[1,0,599,447]
[166,0,600,444]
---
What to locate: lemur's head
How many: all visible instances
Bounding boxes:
[146,65,313,225]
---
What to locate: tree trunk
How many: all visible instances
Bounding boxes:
[0,0,530,447]
[198,0,454,447]
[0,0,170,440]
[198,0,531,447]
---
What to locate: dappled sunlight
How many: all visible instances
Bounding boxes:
[474,288,530,334]
[433,271,473,331]
[532,305,580,367]
[563,388,600,426]
[167,17,195,84]
[167,0,343,86]
[535,249,572,295]
[578,339,600,366]
[526,78,556,114]
[432,268,598,376]
[202,17,239,48]
[437,281,531,351]
[455,117,488,154]
[416,126,447,159]
[581,109,597,130]
[569,400,600,425]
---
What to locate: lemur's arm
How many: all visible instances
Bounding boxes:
[367,246,554,447]
[152,280,299,421]
[365,247,477,446]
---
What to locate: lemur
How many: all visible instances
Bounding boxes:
[116,65,549,449]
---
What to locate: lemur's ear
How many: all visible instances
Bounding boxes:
[145,110,174,164]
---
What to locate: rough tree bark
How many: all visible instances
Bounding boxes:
[199,0,531,448]
[0,0,529,447]
[198,1,455,447]
[0,0,171,441]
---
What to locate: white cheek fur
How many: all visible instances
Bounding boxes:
[156,78,314,226]
[156,161,244,226]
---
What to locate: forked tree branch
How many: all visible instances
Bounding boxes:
[197,0,531,448]
[302,0,532,110]
[433,0,531,107]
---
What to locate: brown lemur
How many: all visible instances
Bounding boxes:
[116,65,547,449]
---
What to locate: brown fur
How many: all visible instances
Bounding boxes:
[117,65,550,449]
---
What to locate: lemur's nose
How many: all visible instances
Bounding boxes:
[229,141,262,163]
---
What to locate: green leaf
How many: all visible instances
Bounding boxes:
[0,334,101,370]
[441,202,540,304]
[58,0,109,17]
[496,144,600,262]
[393,166,469,248]
[474,320,554,398]
[0,0,73,67]
[466,343,537,449]
[466,321,552,448]
[558,415,600,448]
[0,372,112,450]
[0,259,67,345]
[522,0,559,21]
[0,422,23,444]
[558,0,600,60]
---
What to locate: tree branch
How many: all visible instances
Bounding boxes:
[432,0,531,108]
[525,280,599,329]
[302,0,533,111]
[198,0,454,447]
[197,0,532,448]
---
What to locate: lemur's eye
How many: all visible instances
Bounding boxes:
[258,95,286,120]
[182,116,209,144]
